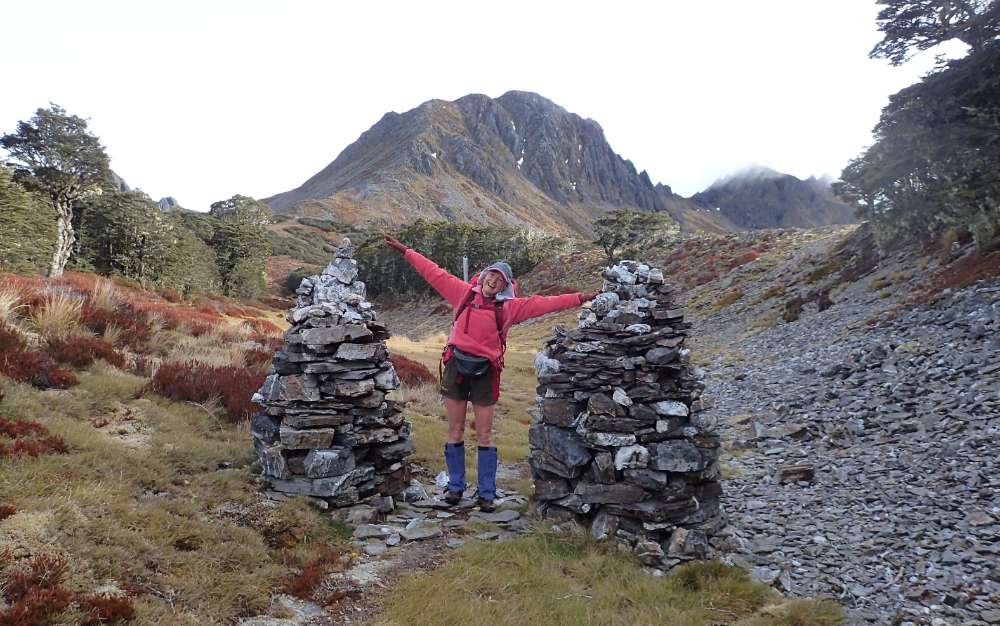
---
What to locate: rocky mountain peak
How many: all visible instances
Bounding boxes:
[693,166,855,230]
[264,91,730,236]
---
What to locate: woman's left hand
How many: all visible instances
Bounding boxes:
[578,290,601,304]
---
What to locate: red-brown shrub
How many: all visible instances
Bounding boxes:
[243,318,282,335]
[47,335,125,369]
[244,348,275,369]
[727,250,760,269]
[3,554,68,603]
[0,505,16,521]
[278,550,342,600]
[0,436,69,458]
[55,272,100,294]
[80,304,150,349]
[0,586,74,625]
[0,419,47,439]
[390,354,435,387]
[221,303,250,318]
[0,350,78,389]
[250,333,283,352]
[0,323,26,353]
[0,418,68,459]
[157,287,182,303]
[148,361,264,422]
[76,593,136,625]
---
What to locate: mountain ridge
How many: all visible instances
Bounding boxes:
[264,91,734,236]
[692,166,856,230]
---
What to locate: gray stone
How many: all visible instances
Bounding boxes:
[251,413,281,444]
[648,441,706,472]
[374,366,400,391]
[612,387,633,406]
[528,423,592,469]
[400,522,442,541]
[534,477,572,500]
[587,393,618,416]
[614,445,650,470]
[279,425,337,450]
[344,504,377,525]
[590,509,619,540]
[666,527,709,559]
[282,414,353,429]
[353,524,394,539]
[470,509,520,523]
[581,430,636,447]
[574,481,646,504]
[295,324,372,346]
[371,439,415,464]
[335,342,386,361]
[363,541,386,557]
[651,400,689,417]
[259,443,290,479]
[269,474,352,497]
[304,447,356,478]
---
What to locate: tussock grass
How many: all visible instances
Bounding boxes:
[0,362,346,624]
[0,286,24,322]
[32,291,83,337]
[376,531,843,626]
[87,278,120,311]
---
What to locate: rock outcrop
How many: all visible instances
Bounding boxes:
[530,260,724,568]
[251,238,413,506]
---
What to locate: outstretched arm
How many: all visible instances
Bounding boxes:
[385,235,469,307]
[505,291,599,326]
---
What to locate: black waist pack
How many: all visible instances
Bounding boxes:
[451,346,491,377]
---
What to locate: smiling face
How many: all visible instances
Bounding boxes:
[481,270,508,298]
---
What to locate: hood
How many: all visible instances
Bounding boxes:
[478,261,515,301]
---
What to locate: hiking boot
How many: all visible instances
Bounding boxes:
[477,497,496,513]
[443,490,462,506]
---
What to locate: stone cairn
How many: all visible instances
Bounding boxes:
[530,260,724,568]
[251,238,413,508]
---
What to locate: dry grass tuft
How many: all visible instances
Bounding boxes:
[87,279,120,311]
[32,291,83,337]
[0,286,24,323]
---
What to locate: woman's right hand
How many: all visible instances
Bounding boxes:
[384,235,407,253]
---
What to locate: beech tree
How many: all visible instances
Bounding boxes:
[1,104,111,277]
[870,0,999,65]
[594,209,678,265]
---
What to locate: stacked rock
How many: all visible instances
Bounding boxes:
[251,238,414,507]
[530,260,724,567]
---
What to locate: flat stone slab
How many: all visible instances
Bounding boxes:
[469,509,521,523]
[353,524,395,540]
[400,522,442,541]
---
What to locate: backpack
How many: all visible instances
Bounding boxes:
[440,273,520,401]
[453,272,520,354]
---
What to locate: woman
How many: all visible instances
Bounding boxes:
[384,235,597,511]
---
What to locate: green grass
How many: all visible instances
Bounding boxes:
[375,530,843,626]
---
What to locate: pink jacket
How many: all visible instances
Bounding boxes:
[403,248,584,363]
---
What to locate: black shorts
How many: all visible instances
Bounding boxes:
[439,357,497,406]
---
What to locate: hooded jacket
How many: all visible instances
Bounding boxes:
[403,248,584,363]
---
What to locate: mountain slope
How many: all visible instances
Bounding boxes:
[265,91,732,236]
[691,166,856,230]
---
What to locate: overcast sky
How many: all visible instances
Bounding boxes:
[1,1,966,211]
